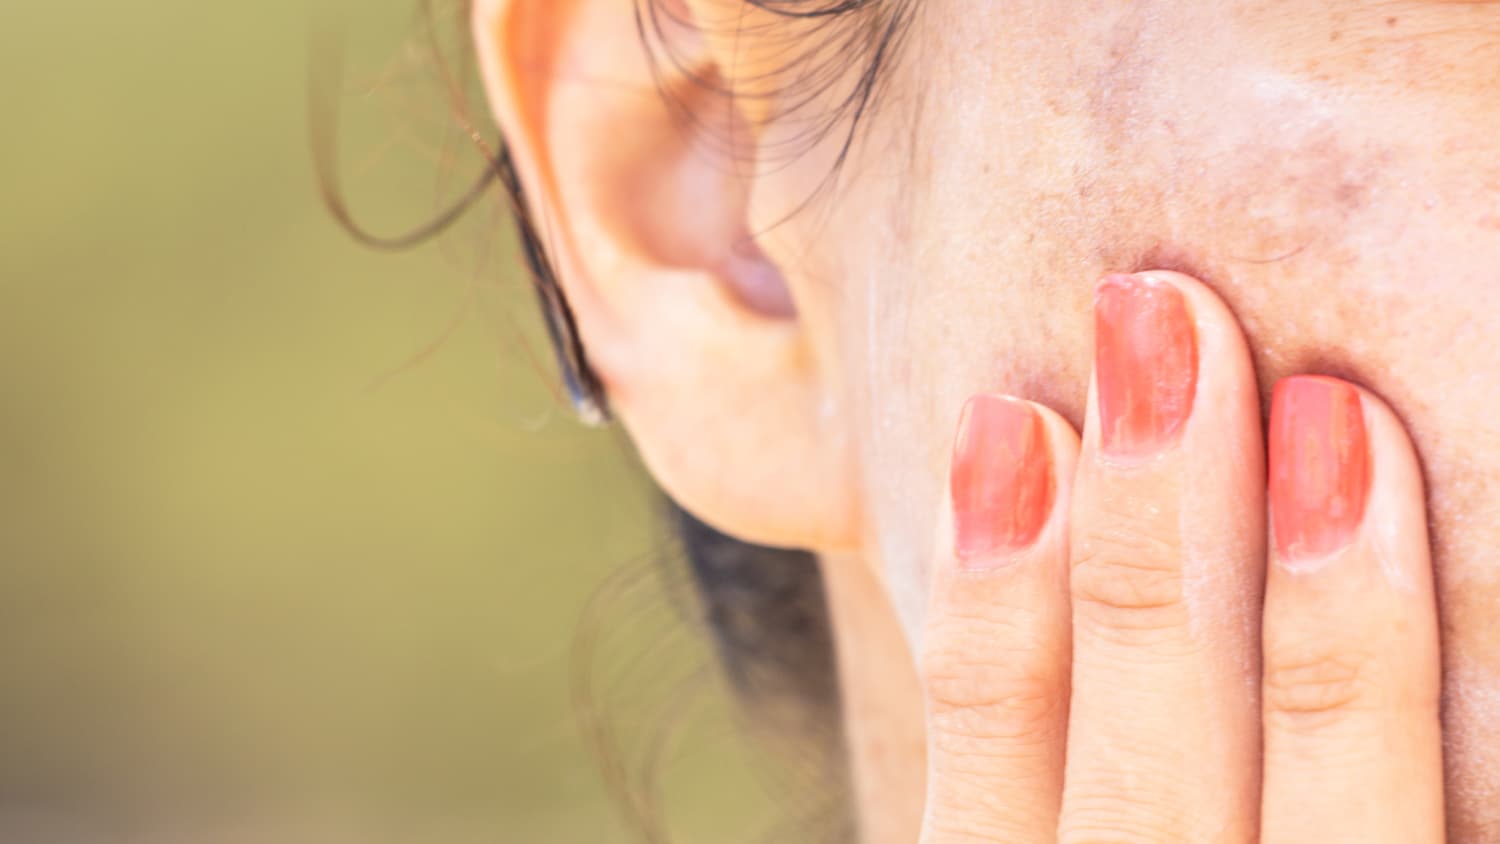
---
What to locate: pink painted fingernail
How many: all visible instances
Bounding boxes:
[1270,376,1371,561]
[951,395,1055,564]
[1095,274,1198,458]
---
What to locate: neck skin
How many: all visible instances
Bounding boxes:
[819,552,925,844]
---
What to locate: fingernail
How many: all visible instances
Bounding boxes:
[1095,274,1198,458]
[951,395,1054,564]
[1269,376,1371,561]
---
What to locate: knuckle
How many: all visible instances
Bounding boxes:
[1263,644,1375,732]
[921,636,1065,746]
[1070,528,1186,635]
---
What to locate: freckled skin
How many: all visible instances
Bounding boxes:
[751,0,1500,837]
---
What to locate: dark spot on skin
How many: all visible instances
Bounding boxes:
[1273,351,1380,396]
[1330,30,1342,42]
[1119,239,1374,411]
[1084,14,1151,154]
[1250,350,1385,431]
[1129,242,1216,282]
[1386,16,1399,27]
[1015,366,1085,432]
[1334,179,1368,210]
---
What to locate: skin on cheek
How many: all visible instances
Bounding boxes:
[1444,660,1500,836]
[853,272,938,644]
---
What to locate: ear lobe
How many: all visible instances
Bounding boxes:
[472,0,860,550]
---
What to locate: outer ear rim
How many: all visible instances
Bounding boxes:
[495,145,611,424]
[472,0,627,406]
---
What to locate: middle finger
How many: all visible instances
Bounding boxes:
[1059,272,1265,842]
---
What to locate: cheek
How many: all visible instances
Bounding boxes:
[837,222,951,640]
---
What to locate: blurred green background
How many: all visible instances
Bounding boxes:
[0,1,771,841]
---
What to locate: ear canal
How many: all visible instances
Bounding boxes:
[724,236,797,317]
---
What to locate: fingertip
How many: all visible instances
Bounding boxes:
[1089,270,1259,465]
[1115,270,1247,342]
[1352,381,1433,593]
[1267,375,1431,585]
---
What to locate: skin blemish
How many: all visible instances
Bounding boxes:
[1083,13,1152,154]
[1279,352,1380,406]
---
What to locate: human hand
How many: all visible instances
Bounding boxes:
[919,271,1442,842]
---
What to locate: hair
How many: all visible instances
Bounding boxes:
[637,0,919,188]
[315,2,918,841]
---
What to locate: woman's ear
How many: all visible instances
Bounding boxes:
[472,0,858,550]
